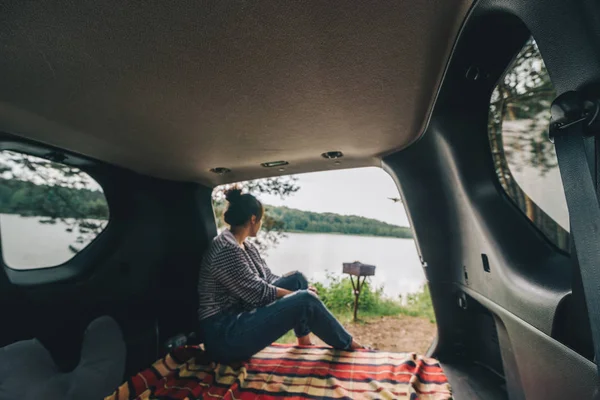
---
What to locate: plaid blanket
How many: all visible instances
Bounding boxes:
[105,344,452,400]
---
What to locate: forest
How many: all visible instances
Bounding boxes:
[266,206,412,238]
[0,178,108,220]
[213,201,413,239]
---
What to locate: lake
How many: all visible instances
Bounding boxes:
[1,215,426,298]
[264,233,425,299]
[0,214,108,269]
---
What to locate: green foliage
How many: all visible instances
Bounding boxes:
[312,273,388,315]
[0,178,108,220]
[268,207,412,239]
[398,286,436,323]
[314,273,434,321]
[215,201,413,239]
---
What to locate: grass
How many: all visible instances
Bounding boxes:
[397,286,436,323]
[276,273,435,344]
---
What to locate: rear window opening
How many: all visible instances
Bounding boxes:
[212,167,435,352]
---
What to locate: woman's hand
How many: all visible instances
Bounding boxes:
[276,286,317,299]
[276,287,293,298]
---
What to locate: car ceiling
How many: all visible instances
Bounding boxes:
[0,1,472,186]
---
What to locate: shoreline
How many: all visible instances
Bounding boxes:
[277,230,414,240]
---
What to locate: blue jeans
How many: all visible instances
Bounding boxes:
[201,272,353,362]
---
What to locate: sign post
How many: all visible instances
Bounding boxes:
[342,262,376,322]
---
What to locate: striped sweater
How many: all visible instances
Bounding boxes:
[197,230,280,321]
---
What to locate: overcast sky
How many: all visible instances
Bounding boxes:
[256,167,410,227]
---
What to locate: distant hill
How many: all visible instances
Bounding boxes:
[266,206,413,239]
[0,179,108,220]
[214,201,412,239]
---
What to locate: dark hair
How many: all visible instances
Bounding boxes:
[223,188,264,227]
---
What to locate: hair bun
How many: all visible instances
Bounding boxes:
[225,188,243,204]
[223,188,264,227]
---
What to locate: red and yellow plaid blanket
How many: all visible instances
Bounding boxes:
[106,344,452,400]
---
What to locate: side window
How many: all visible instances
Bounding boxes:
[0,150,109,269]
[488,38,569,251]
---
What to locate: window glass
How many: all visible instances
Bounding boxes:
[488,38,569,251]
[0,151,109,269]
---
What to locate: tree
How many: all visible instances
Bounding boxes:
[256,205,412,239]
[0,151,109,253]
[489,39,556,177]
[212,176,300,252]
[488,38,568,249]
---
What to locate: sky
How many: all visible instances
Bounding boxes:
[255,167,411,227]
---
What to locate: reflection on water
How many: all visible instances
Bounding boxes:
[263,232,425,299]
[0,214,106,269]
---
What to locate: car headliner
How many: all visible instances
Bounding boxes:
[0,1,472,186]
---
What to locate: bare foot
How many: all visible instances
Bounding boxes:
[297,334,314,346]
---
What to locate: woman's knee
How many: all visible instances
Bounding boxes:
[289,289,321,308]
[284,271,308,289]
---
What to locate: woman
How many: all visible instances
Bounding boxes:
[198,188,365,362]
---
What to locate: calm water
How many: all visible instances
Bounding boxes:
[1,215,426,298]
[0,214,104,269]
[264,233,425,299]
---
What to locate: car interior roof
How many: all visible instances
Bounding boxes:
[0,0,472,185]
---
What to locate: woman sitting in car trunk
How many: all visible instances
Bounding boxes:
[197,188,365,362]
